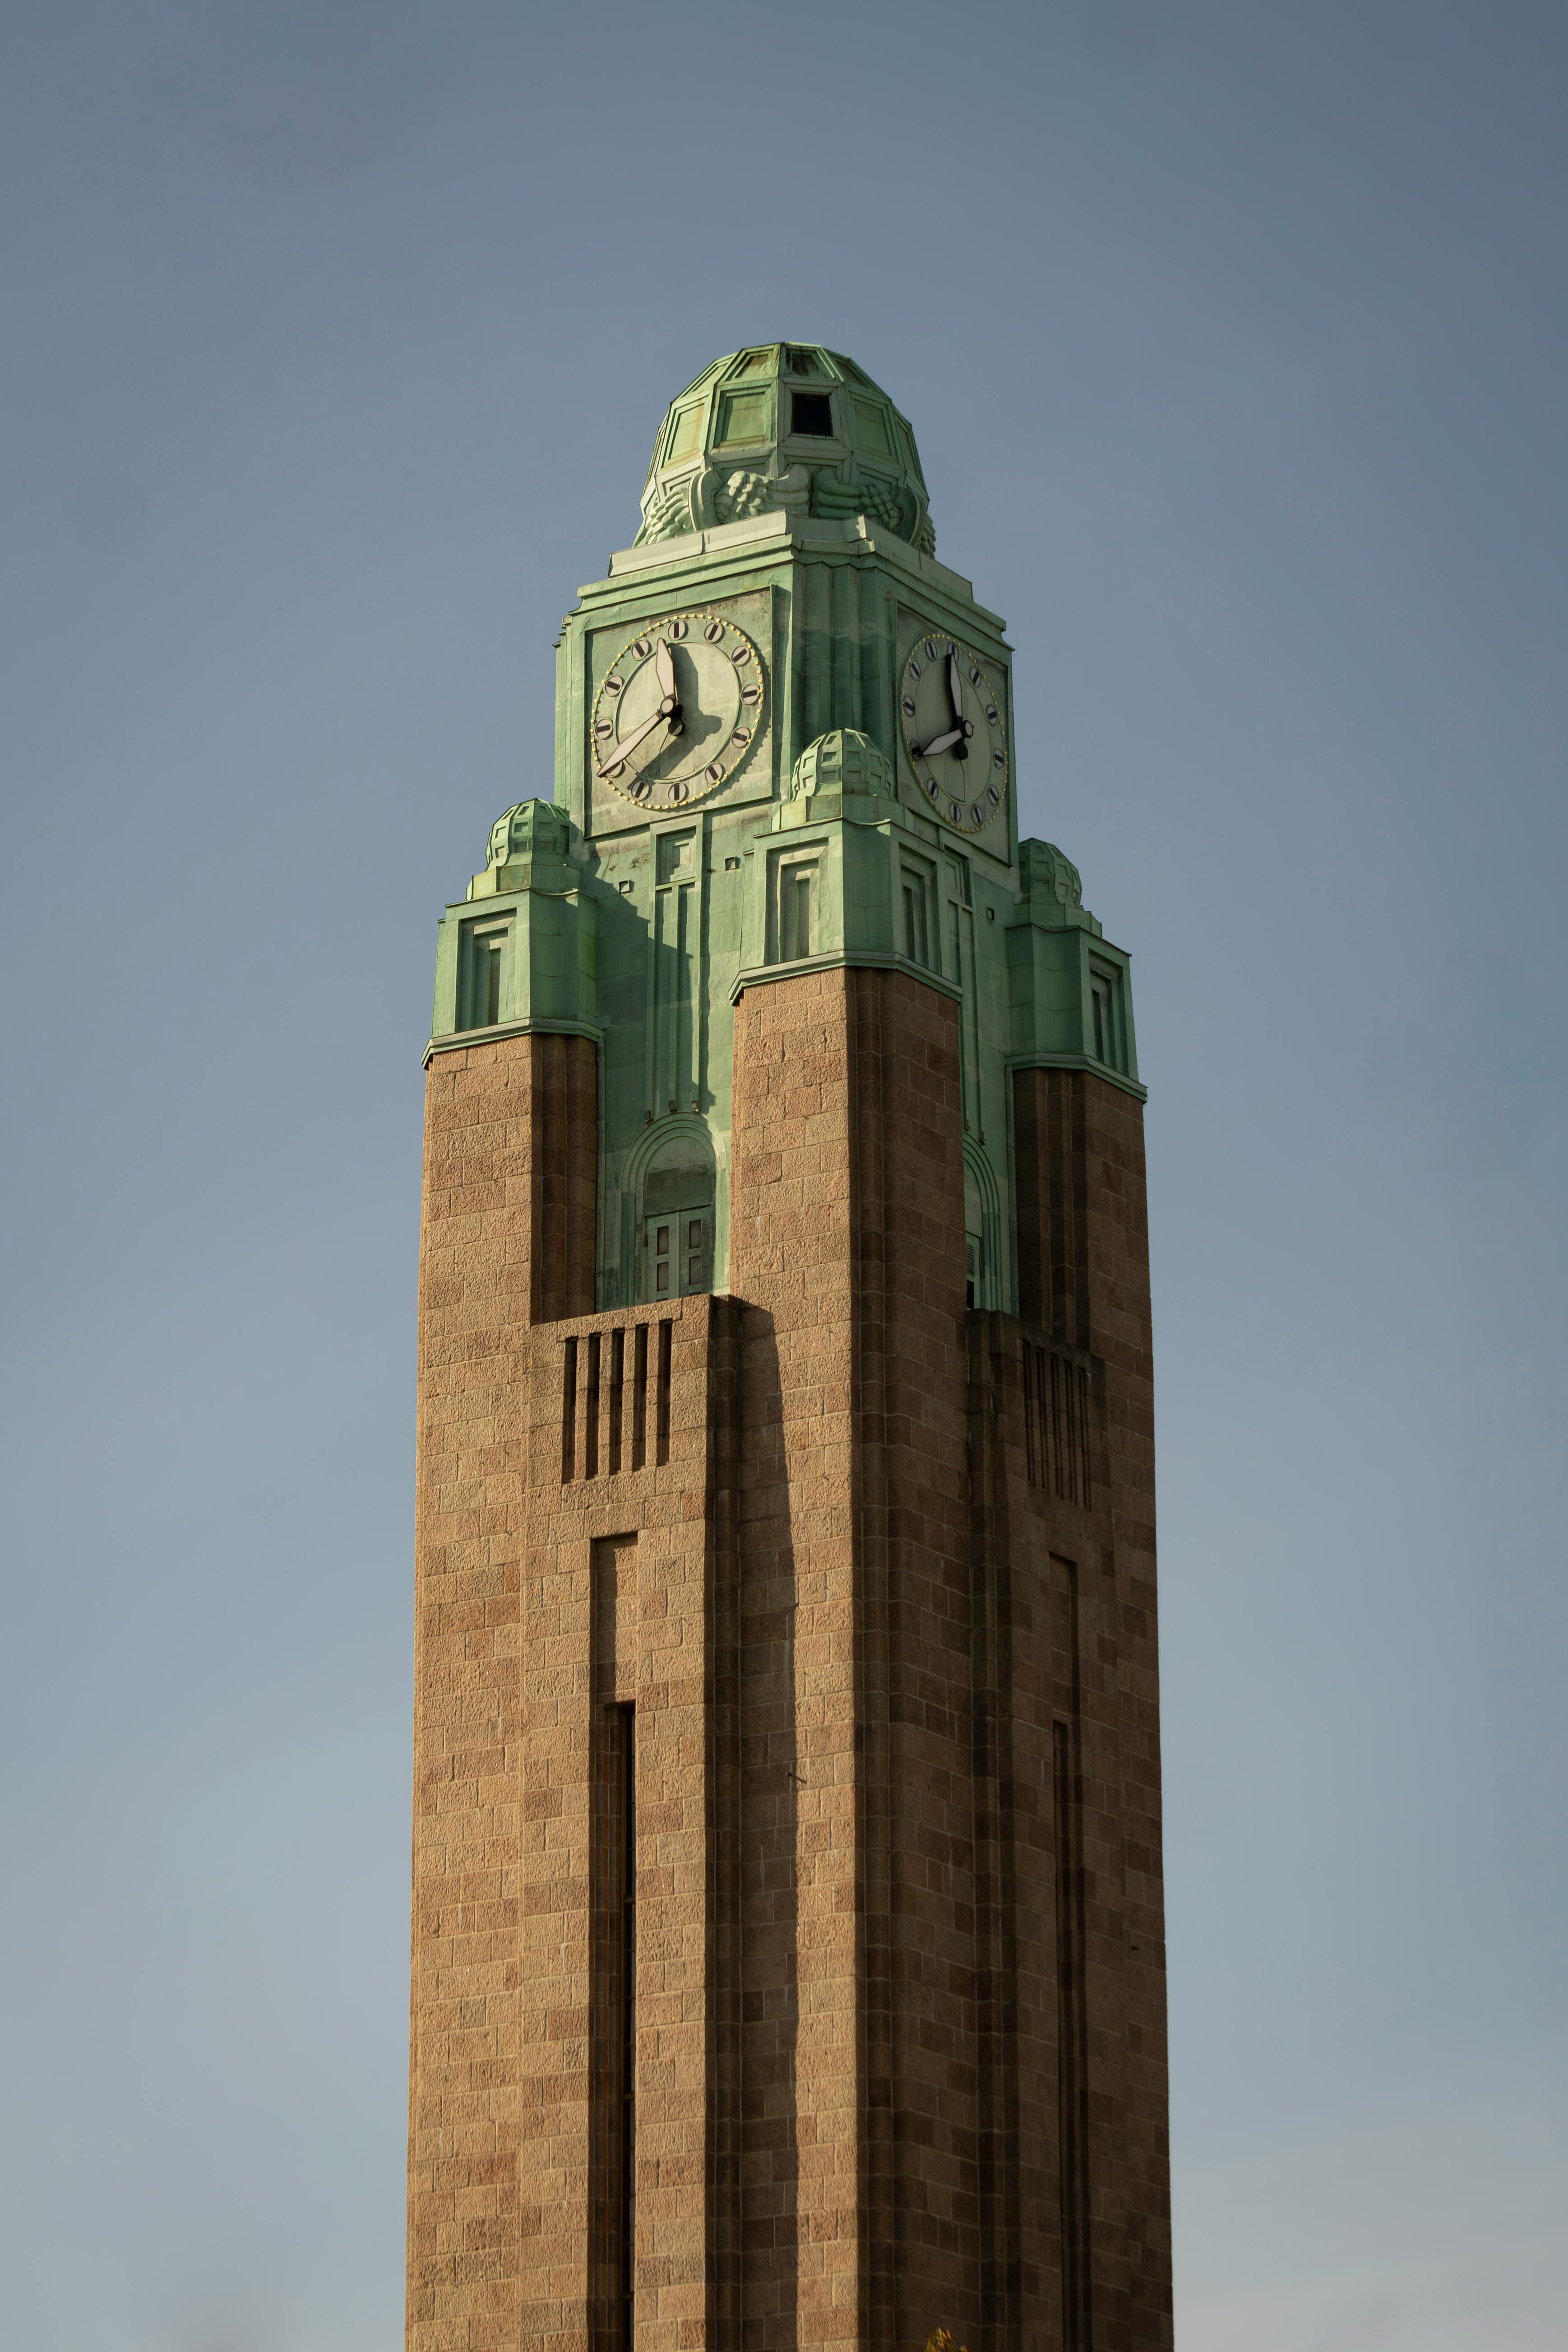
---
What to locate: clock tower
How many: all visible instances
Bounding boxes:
[409,346,1171,2352]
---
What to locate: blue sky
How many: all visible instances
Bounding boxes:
[1,4,1563,2345]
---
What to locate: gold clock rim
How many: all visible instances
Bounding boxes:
[899,632,1009,838]
[592,606,768,814]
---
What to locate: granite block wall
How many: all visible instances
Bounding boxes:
[408,1011,1171,2352]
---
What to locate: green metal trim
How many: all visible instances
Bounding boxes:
[1007,1051,1149,1103]
[731,948,963,1006]
[424,1014,604,1068]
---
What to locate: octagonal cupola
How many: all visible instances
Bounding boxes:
[636,343,934,554]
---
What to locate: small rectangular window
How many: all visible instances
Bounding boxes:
[769,852,819,964]
[1089,962,1125,1073]
[644,1208,710,1301]
[901,865,931,969]
[782,869,812,961]
[667,404,703,460]
[461,918,511,1030]
[790,391,834,437]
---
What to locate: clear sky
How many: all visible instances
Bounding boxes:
[1,4,1563,2347]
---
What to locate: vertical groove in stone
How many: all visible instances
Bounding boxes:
[832,561,856,730]
[968,1311,1022,2352]
[858,565,893,763]
[708,1296,745,2352]
[848,968,896,2352]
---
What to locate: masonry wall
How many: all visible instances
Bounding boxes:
[409,1031,601,2351]
[728,965,972,2352]
[408,1014,1171,2352]
[1009,1065,1170,2350]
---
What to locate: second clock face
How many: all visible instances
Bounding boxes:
[592,610,766,812]
[900,631,1009,838]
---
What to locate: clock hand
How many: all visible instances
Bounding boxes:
[655,637,676,703]
[598,707,674,777]
[948,649,965,725]
[917,727,964,759]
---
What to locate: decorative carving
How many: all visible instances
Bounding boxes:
[712,470,772,524]
[810,468,903,533]
[634,476,698,545]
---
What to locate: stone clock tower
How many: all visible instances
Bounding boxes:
[409,346,1170,2352]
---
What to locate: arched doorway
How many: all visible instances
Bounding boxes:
[639,1131,715,1301]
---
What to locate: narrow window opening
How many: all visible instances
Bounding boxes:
[462,920,511,1030]
[1089,963,1124,1074]
[562,1338,578,1483]
[964,1159,989,1311]
[1023,1343,1041,1486]
[585,1334,601,1479]
[655,1321,672,1465]
[781,868,813,962]
[902,872,930,969]
[608,1329,625,1475]
[632,1325,648,1470]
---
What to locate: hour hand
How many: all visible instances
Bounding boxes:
[917,726,964,759]
[597,707,671,777]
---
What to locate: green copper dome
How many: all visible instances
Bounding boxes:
[636,344,934,556]
[790,728,897,803]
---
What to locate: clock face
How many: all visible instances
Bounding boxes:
[899,632,1009,837]
[592,609,766,811]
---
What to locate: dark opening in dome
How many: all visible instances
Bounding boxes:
[790,392,834,437]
